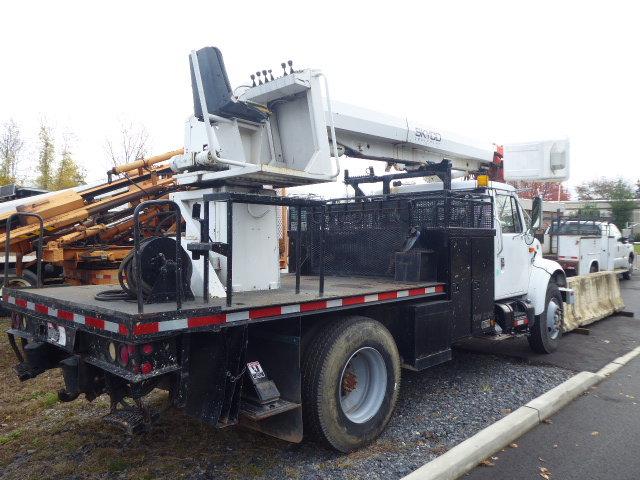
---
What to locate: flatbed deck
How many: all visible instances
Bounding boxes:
[3,274,446,339]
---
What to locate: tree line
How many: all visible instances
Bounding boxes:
[513,177,638,230]
[0,119,85,190]
[572,178,638,229]
[0,118,149,192]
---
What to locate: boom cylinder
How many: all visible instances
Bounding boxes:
[108,149,184,176]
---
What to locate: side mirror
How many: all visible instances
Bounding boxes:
[620,237,628,243]
[191,203,201,220]
[530,196,542,232]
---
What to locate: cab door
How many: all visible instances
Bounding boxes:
[494,192,530,299]
[607,224,627,270]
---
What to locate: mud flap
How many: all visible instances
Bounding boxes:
[179,326,248,427]
[239,319,303,443]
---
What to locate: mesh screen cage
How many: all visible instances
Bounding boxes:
[289,190,494,278]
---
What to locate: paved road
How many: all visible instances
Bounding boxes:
[466,354,640,480]
[464,276,640,480]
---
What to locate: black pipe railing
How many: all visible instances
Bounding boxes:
[226,199,233,306]
[133,200,183,314]
[3,213,44,289]
[203,192,325,307]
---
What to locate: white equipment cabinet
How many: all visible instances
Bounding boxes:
[172,188,280,298]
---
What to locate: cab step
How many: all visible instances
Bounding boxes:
[484,333,514,341]
[240,399,300,421]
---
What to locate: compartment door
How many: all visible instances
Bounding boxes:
[472,237,495,332]
[450,237,472,340]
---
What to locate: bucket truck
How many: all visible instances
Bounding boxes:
[2,46,572,452]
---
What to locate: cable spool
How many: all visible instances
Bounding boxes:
[96,237,193,303]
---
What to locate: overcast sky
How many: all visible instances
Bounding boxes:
[1,1,638,193]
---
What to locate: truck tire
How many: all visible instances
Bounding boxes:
[0,269,38,316]
[528,282,563,354]
[589,262,599,274]
[301,316,401,452]
[3,268,38,287]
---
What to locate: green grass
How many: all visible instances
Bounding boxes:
[39,392,59,408]
[0,430,22,445]
[634,243,640,254]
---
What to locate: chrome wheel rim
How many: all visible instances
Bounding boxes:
[546,298,562,340]
[339,347,387,424]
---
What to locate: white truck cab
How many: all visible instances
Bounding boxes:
[544,220,635,278]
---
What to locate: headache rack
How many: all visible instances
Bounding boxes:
[290,189,494,278]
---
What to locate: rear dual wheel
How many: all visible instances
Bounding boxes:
[302,316,400,452]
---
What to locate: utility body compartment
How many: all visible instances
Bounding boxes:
[398,230,495,371]
[399,300,452,370]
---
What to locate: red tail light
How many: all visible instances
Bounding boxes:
[141,343,154,355]
[118,345,130,366]
[140,362,153,375]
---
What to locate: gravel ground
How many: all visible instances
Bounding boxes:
[0,334,572,480]
[250,351,573,480]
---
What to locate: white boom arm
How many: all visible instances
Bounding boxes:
[327,100,496,173]
[172,51,568,187]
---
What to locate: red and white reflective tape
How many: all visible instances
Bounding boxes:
[4,295,128,335]
[514,317,529,327]
[4,284,444,337]
[136,284,445,335]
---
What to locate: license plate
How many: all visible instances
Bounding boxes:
[47,322,67,347]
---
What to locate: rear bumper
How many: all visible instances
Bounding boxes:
[557,260,578,271]
[5,310,178,385]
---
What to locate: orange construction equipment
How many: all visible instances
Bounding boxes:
[0,150,181,287]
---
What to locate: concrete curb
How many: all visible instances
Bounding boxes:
[402,348,640,480]
[596,346,640,378]
[524,371,600,421]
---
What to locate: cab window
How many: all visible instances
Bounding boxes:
[495,193,522,234]
[609,224,622,240]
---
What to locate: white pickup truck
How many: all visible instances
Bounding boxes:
[543,220,635,278]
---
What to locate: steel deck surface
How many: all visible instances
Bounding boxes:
[4,274,442,320]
